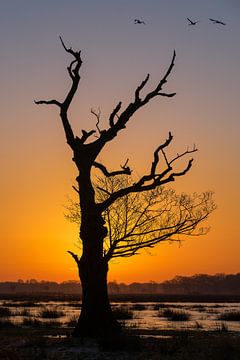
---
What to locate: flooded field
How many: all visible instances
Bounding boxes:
[0,300,240,332]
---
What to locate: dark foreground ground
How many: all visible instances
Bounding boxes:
[0,327,240,360]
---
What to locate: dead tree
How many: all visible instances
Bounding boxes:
[35,38,214,337]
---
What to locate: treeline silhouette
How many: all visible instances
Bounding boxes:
[0,273,240,296]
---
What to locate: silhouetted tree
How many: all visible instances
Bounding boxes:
[35,38,214,337]
[66,175,214,259]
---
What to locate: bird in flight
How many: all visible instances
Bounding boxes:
[187,18,199,26]
[134,19,146,25]
[209,18,226,25]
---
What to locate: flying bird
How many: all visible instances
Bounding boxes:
[187,18,199,26]
[209,18,226,25]
[134,19,146,25]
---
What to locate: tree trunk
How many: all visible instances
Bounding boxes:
[73,256,121,337]
[72,168,121,337]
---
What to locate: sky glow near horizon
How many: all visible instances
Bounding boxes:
[0,0,240,283]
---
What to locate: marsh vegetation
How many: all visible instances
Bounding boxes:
[0,298,239,359]
[0,299,239,332]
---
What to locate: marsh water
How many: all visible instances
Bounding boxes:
[1,300,240,332]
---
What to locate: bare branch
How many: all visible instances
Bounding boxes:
[135,74,150,101]
[169,146,198,166]
[67,59,78,80]
[90,51,176,153]
[59,36,81,62]
[34,99,61,107]
[97,133,197,212]
[35,37,84,151]
[141,50,176,103]
[93,161,132,177]
[67,250,80,265]
[97,186,111,196]
[72,185,79,194]
[109,102,122,127]
[79,129,96,144]
[157,92,176,98]
[66,176,215,263]
[91,107,101,134]
[122,158,129,169]
[151,132,173,176]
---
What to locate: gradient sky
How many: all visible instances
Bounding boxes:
[0,0,240,283]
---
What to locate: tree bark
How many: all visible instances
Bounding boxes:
[73,256,121,337]
[72,168,121,337]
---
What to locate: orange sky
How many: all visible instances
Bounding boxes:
[0,1,240,283]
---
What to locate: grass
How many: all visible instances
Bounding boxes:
[218,311,240,321]
[113,307,134,320]
[66,301,82,308]
[22,317,61,328]
[38,308,65,319]
[66,315,78,327]
[0,307,12,317]
[22,317,42,327]
[215,322,229,332]
[131,304,147,311]
[195,321,203,329]
[159,308,191,321]
[15,308,31,316]
[190,304,207,312]
[153,303,169,310]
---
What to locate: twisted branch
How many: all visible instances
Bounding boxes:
[98,132,197,212]
[93,159,131,177]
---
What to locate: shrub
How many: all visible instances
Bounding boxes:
[15,309,31,316]
[191,304,206,312]
[0,307,12,317]
[215,322,229,332]
[218,311,240,321]
[38,308,64,319]
[159,308,191,321]
[22,318,42,327]
[195,321,203,329]
[131,303,146,311]
[112,307,134,320]
[153,303,169,310]
[67,315,78,327]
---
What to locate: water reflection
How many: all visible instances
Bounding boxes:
[0,300,239,332]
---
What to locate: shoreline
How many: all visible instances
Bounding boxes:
[1,293,240,303]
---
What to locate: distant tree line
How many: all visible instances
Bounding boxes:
[0,273,240,296]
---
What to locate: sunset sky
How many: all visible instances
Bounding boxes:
[0,0,240,283]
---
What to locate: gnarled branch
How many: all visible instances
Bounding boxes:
[98,133,197,212]
[67,250,80,265]
[35,37,83,150]
[91,51,176,153]
[91,107,101,134]
[109,102,122,128]
[34,99,61,107]
[93,159,131,177]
